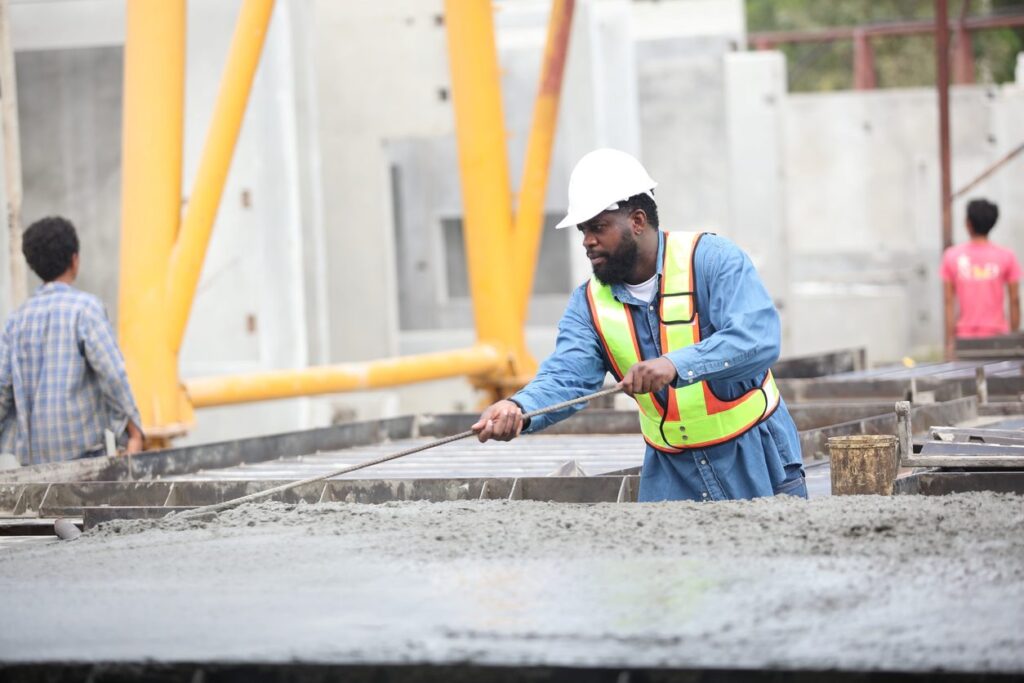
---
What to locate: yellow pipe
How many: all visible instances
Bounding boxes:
[185,345,504,408]
[166,0,275,355]
[118,0,192,438]
[512,0,575,326]
[444,0,534,390]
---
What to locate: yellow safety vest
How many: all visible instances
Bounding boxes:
[585,231,781,452]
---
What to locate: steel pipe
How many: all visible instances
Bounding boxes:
[118,0,191,438]
[185,344,504,407]
[936,0,953,252]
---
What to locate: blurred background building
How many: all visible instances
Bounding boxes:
[0,0,1021,445]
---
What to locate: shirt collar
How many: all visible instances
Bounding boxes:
[37,281,73,296]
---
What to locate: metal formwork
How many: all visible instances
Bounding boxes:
[0,390,1011,534]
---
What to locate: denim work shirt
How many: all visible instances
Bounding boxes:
[512,231,805,502]
[0,283,141,465]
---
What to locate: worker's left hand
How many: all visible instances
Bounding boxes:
[621,357,678,396]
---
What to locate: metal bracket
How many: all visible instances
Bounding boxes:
[895,400,912,467]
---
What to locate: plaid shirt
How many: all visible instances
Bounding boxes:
[0,282,141,465]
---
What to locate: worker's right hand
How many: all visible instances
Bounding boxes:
[124,421,144,455]
[472,400,525,443]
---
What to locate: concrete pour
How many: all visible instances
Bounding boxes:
[1,492,1022,673]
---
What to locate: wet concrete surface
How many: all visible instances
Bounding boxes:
[1,493,1022,673]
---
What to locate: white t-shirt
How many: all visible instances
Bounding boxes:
[624,273,658,303]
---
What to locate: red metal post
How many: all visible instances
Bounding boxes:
[937,0,954,357]
[936,0,952,251]
[853,30,877,90]
[952,22,975,84]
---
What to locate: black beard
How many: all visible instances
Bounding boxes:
[592,232,639,286]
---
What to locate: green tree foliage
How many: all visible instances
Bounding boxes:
[746,0,1024,91]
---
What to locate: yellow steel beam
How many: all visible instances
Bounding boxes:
[185,345,503,408]
[166,0,275,355]
[118,0,192,439]
[444,0,535,396]
[512,0,574,326]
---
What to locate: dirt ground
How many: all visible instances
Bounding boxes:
[1,492,1022,673]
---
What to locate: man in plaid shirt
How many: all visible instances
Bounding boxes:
[0,216,143,466]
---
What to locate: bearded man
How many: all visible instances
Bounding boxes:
[471,149,805,502]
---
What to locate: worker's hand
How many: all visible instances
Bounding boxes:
[124,421,144,455]
[472,400,525,443]
[944,339,956,362]
[621,357,678,396]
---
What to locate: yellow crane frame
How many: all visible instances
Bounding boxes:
[117,0,575,444]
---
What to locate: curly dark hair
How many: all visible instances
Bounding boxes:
[967,198,999,236]
[617,191,659,229]
[22,216,79,282]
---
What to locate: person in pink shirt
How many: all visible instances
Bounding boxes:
[941,198,1021,359]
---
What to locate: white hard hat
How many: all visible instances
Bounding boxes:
[555,148,657,229]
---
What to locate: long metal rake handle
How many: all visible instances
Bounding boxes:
[178,385,623,518]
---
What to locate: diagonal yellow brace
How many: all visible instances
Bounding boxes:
[444,0,536,397]
[512,0,575,327]
[166,0,276,355]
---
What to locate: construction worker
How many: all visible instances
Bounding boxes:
[0,216,143,467]
[941,198,1020,360]
[472,149,805,502]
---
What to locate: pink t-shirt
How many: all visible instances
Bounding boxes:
[941,241,1021,338]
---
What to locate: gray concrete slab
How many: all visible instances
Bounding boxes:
[0,493,1021,673]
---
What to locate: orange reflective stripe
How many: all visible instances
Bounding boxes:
[586,282,626,380]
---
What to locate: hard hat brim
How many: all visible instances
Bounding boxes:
[555,212,583,229]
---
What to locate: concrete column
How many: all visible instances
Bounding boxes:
[0,131,8,323]
[723,51,790,346]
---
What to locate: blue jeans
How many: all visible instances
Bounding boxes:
[774,473,808,499]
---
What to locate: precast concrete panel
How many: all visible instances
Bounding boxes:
[0,116,10,322]
[179,1,305,371]
[8,0,123,52]
[782,83,1024,361]
[311,0,450,367]
[631,0,745,43]
[723,51,788,313]
[788,283,910,364]
[983,82,1024,272]
[15,47,123,323]
[177,0,313,445]
[637,44,731,236]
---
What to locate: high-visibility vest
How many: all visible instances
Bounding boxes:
[585,231,781,452]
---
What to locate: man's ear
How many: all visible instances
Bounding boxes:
[631,209,648,234]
